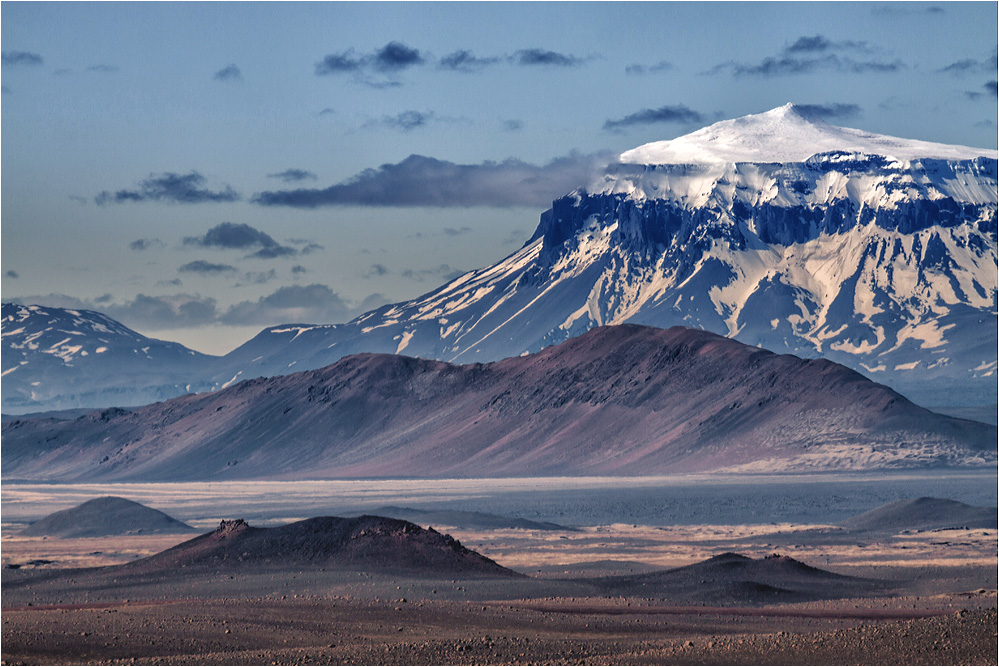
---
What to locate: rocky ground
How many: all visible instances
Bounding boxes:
[2,592,995,665]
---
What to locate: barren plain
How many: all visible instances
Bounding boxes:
[2,471,996,665]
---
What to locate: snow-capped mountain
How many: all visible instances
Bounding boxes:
[4,105,996,413]
[213,105,998,407]
[1,303,215,412]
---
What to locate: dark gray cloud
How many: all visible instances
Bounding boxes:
[268,168,317,182]
[502,119,523,132]
[603,104,703,131]
[379,110,434,131]
[373,41,424,71]
[939,52,999,76]
[179,260,238,275]
[183,222,297,258]
[795,103,862,121]
[401,264,464,283]
[291,265,307,274]
[219,283,353,325]
[87,64,118,74]
[511,49,583,67]
[367,263,390,277]
[5,270,19,279]
[109,294,218,329]
[987,81,999,97]
[2,51,43,66]
[129,238,166,251]
[213,64,242,81]
[315,41,423,86]
[318,107,336,116]
[315,51,364,74]
[252,151,614,209]
[95,172,240,205]
[300,242,324,254]
[439,50,500,72]
[625,60,673,75]
[709,35,902,77]
[966,81,999,101]
[443,226,472,236]
[184,222,278,250]
[11,293,219,330]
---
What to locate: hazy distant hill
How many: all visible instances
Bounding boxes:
[19,496,198,538]
[838,497,998,533]
[3,325,993,482]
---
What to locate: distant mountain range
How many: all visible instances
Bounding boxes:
[3,104,996,413]
[4,325,993,482]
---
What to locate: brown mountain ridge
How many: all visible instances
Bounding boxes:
[2,325,994,481]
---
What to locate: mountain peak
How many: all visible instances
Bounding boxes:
[619,104,997,165]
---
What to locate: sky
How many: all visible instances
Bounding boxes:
[2,1,997,355]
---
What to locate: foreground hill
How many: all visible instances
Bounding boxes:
[3,325,993,482]
[124,516,519,577]
[18,496,198,538]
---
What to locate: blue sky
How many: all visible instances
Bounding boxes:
[2,1,996,354]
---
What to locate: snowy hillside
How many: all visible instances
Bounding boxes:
[214,105,998,407]
[1,303,215,412]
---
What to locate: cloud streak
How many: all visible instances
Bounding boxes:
[708,34,903,77]
[603,104,703,131]
[510,49,584,67]
[95,172,240,205]
[252,151,614,209]
[2,51,43,66]
[268,168,317,182]
[178,260,238,275]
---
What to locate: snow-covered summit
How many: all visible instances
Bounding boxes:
[619,103,998,165]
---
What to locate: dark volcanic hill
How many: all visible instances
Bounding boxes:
[838,497,998,533]
[2,325,994,482]
[598,552,889,604]
[18,496,198,538]
[124,516,520,577]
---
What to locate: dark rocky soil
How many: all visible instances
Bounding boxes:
[2,595,995,665]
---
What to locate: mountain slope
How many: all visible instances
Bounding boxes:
[3,325,993,482]
[210,105,998,407]
[1,303,216,413]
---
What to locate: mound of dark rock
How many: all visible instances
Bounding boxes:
[599,552,887,604]
[839,497,998,533]
[128,515,522,577]
[18,496,197,538]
